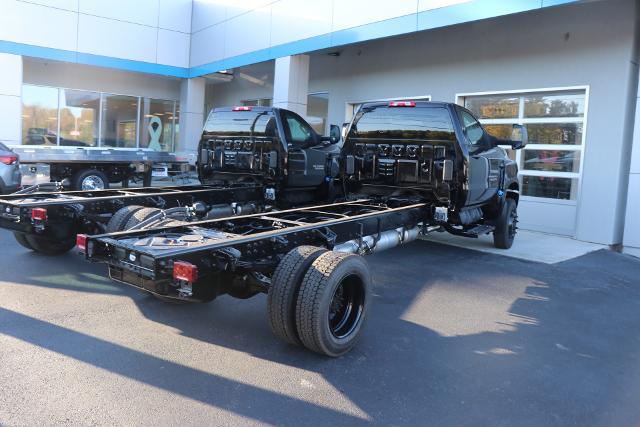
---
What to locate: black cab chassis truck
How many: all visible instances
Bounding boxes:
[78,101,527,357]
[0,106,343,255]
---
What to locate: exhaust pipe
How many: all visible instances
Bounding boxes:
[334,226,421,254]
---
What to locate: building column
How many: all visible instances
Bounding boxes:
[0,53,22,146]
[623,96,640,257]
[178,77,206,157]
[273,55,309,117]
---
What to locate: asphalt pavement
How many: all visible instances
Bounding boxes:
[0,230,639,426]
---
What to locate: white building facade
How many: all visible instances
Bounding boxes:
[0,0,638,255]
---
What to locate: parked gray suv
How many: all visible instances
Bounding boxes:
[0,142,21,194]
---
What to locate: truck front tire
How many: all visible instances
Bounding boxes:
[493,198,518,249]
[295,251,371,357]
[268,246,327,346]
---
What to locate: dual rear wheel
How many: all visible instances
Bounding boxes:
[268,246,371,357]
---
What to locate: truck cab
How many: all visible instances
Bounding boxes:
[341,100,526,248]
[197,106,342,206]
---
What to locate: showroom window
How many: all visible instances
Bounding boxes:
[21,84,179,151]
[139,98,177,152]
[307,92,329,134]
[461,88,587,201]
[101,94,138,148]
[59,89,100,147]
[22,85,59,146]
[241,98,272,107]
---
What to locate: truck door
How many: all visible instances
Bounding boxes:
[279,110,327,188]
[457,107,500,206]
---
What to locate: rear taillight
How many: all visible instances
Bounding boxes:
[232,106,252,111]
[173,261,198,283]
[76,234,87,252]
[0,155,17,165]
[31,208,47,221]
[389,101,416,107]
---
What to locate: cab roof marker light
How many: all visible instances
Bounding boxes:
[31,207,47,221]
[389,101,416,107]
[232,106,252,111]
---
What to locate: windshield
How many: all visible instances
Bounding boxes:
[349,106,456,141]
[203,111,276,137]
[0,142,10,151]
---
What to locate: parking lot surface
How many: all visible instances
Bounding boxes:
[1,230,639,426]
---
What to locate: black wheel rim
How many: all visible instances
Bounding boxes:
[328,274,365,339]
[507,206,518,240]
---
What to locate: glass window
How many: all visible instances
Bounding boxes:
[22,85,59,145]
[458,109,483,145]
[522,176,578,200]
[522,149,580,173]
[524,91,585,118]
[203,110,276,137]
[464,95,519,119]
[242,98,271,107]
[101,94,138,148]
[350,106,455,140]
[307,93,329,134]
[526,123,582,146]
[140,98,176,151]
[282,110,314,145]
[59,89,100,147]
[463,89,586,202]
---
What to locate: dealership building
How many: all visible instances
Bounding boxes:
[0,0,638,255]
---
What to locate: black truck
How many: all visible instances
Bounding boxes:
[0,106,342,254]
[78,101,526,356]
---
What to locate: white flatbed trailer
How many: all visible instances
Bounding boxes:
[9,145,190,190]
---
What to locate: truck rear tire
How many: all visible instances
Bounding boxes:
[106,205,145,233]
[295,251,371,357]
[124,207,162,230]
[13,232,34,250]
[25,235,75,255]
[268,246,327,346]
[72,169,109,191]
[493,198,518,249]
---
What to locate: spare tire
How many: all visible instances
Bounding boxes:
[106,205,144,233]
[124,207,162,230]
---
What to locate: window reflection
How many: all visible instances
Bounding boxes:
[464,95,519,119]
[464,89,586,201]
[307,93,329,134]
[22,85,59,145]
[101,94,138,148]
[526,123,582,145]
[522,149,580,173]
[524,91,584,118]
[59,89,100,147]
[522,176,578,200]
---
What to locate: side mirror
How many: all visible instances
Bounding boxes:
[510,124,528,149]
[328,124,341,144]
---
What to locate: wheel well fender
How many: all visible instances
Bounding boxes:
[506,182,519,205]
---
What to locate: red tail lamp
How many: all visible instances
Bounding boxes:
[173,261,198,283]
